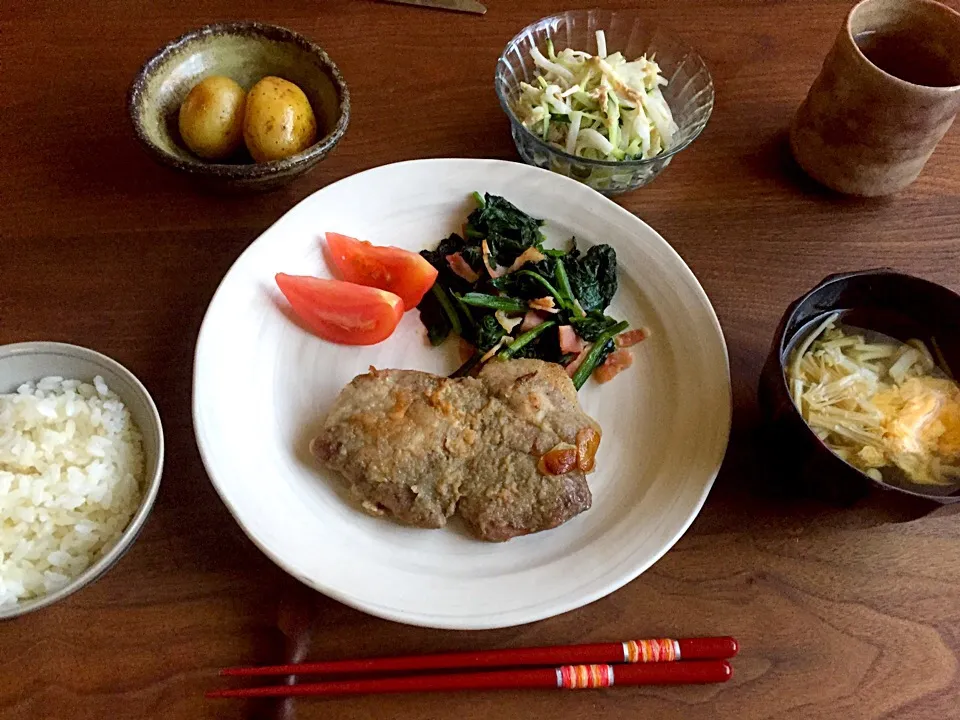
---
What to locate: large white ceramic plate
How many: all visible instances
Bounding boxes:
[194,159,730,630]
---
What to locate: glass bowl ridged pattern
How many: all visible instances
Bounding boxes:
[495,10,715,195]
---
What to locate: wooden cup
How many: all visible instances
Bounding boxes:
[790,0,960,196]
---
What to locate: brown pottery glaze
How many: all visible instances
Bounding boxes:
[790,0,960,196]
[128,22,350,192]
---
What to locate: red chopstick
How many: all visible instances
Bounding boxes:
[208,660,732,699]
[220,636,738,678]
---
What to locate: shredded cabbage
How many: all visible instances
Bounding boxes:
[787,317,960,487]
[514,31,678,162]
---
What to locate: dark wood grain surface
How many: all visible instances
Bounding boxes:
[2,1,960,718]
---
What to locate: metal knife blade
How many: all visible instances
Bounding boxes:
[381,0,486,15]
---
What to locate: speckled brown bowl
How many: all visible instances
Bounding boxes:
[790,0,960,196]
[758,270,960,506]
[128,22,349,192]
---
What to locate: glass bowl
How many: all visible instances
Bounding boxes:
[495,10,714,195]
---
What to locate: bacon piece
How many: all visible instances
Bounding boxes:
[594,349,634,383]
[481,239,507,278]
[565,344,593,378]
[446,253,480,283]
[459,338,475,363]
[558,325,584,354]
[495,310,523,333]
[529,296,558,313]
[520,310,549,333]
[506,247,546,273]
[616,328,648,348]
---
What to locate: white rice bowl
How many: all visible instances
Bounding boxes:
[0,376,144,607]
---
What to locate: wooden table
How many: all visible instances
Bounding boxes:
[3,0,960,717]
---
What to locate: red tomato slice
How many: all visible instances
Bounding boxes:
[325,232,438,311]
[275,273,404,346]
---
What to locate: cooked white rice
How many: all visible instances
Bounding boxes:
[0,376,144,607]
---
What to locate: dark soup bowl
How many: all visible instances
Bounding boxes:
[759,269,960,505]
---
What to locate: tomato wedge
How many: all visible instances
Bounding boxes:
[275,273,403,346]
[325,232,438,310]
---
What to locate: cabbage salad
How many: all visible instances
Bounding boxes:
[514,30,679,162]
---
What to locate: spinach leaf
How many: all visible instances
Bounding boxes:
[511,324,564,363]
[420,233,464,266]
[417,288,452,346]
[490,257,558,299]
[553,259,578,313]
[459,293,528,313]
[564,244,618,313]
[420,233,482,294]
[570,311,621,342]
[570,320,629,389]
[469,313,506,352]
[460,244,484,273]
[466,194,544,267]
[417,194,629,390]
[595,337,617,366]
[500,320,557,359]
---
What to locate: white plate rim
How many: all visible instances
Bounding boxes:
[193,158,732,629]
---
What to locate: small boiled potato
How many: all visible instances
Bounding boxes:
[178,76,247,160]
[243,76,317,162]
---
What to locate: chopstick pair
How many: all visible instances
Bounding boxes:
[208,636,738,699]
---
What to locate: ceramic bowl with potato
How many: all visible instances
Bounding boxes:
[128,22,350,192]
